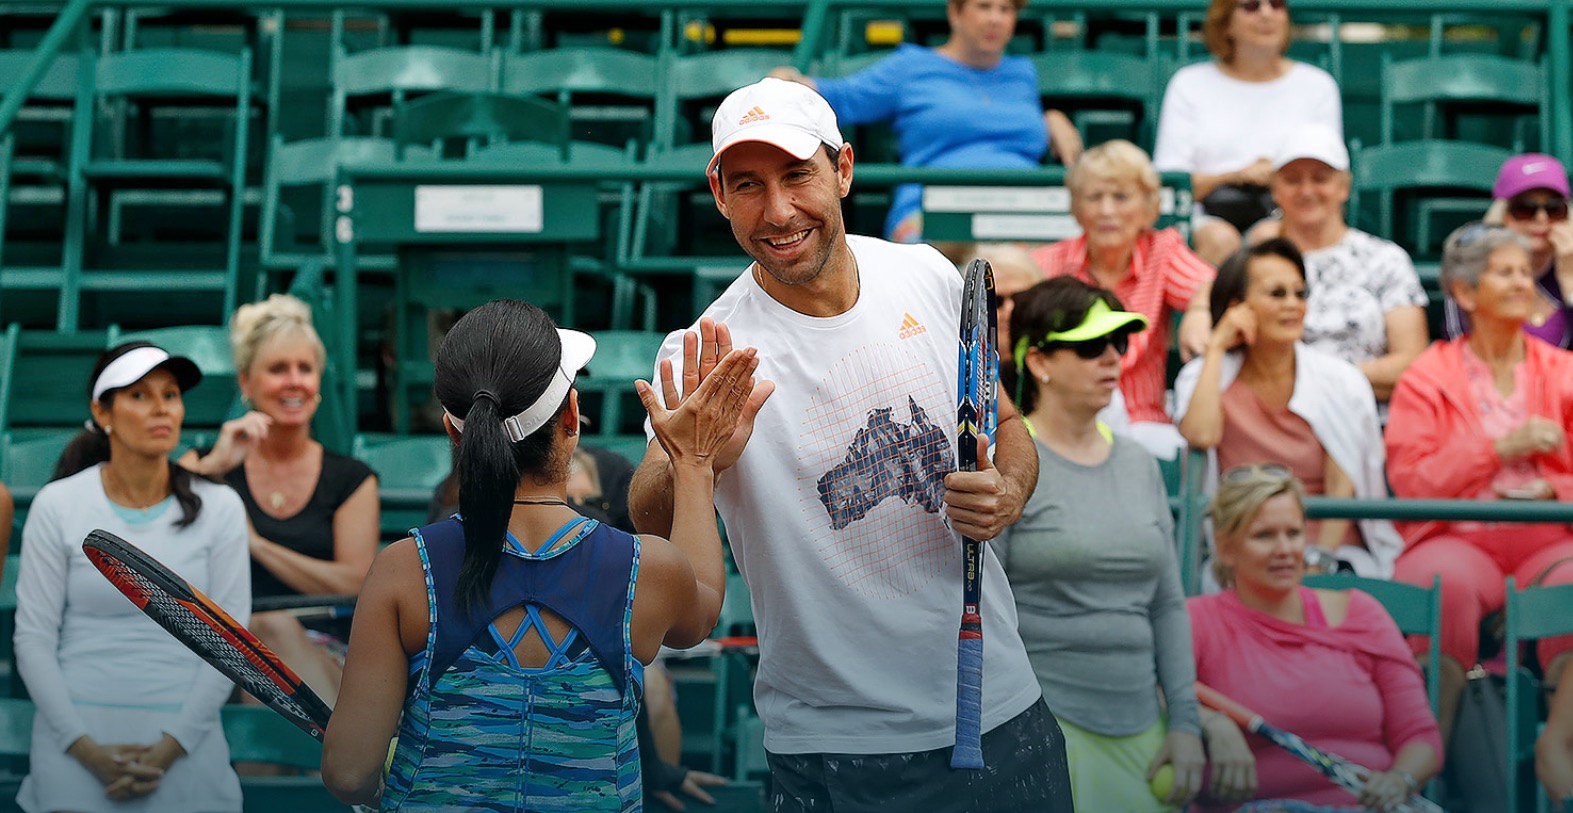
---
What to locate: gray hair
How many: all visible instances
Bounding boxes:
[1440,222,1532,297]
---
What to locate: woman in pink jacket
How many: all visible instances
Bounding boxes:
[1386,221,1573,745]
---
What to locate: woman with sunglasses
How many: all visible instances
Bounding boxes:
[1154,0,1343,266]
[993,277,1204,813]
[1188,467,1441,811]
[1385,221,1573,745]
[14,342,250,813]
[1175,238,1402,580]
[1445,154,1573,349]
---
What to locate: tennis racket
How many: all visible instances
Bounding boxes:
[1194,682,1442,813]
[951,258,998,770]
[82,528,334,741]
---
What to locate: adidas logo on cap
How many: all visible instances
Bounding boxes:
[738,106,770,125]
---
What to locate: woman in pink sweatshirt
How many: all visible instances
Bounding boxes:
[1187,466,1441,812]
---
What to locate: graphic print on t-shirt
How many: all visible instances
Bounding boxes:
[797,342,955,599]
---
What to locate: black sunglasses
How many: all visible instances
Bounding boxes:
[1047,331,1130,360]
[1508,196,1570,222]
[1238,0,1286,12]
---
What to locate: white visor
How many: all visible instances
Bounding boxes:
[446,329,597,442]
[92,346,203,402]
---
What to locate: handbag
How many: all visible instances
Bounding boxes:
[1443,666,1511,811]
[1200,183,1276,234]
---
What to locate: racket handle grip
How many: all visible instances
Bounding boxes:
[951,636,984,769]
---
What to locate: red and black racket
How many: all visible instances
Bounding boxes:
[83,529,333,741]
[951,258,997,769]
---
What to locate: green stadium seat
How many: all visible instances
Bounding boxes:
[351,432,452,539]
[578,330,665,437]
[0,327,112,434]
[257,135,412,281]
[1505,578,1573,813]
[220,705,354,813]
[391,90,576,160]
[499,46,662,153]
[58,46,252,331]
[327,43,494,140]
[0,50,82,328]
[1380,53,1548,151]
[1028,50,1161,150]
[1348,139,1511,258]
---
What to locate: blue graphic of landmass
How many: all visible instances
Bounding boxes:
[816,397,953,530]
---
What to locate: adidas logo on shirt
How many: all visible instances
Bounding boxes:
[738,106,770,125]
[899,313,927,339]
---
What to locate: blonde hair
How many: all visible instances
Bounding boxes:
[230,294,325,376]
[1203,0,1292,64]
[1208,467,1305,588]
[1068,139,1163,219]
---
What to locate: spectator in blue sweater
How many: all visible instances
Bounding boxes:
[770,0,1081,243]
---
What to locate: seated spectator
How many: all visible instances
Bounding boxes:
[1258,125,1429,404]
[1189,466,1441,811]
[769,0,1082,243]
[995,277,1204,812]
[1176,239,1402,578]
[1447,153,1573,349]
[1031,140,1215,458]
[17,342,249,812]
[183,294,378,706]
[1386,221,1573,742]
[1154,0,1343,265]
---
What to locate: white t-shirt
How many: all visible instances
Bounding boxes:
[1302,228,1427,366]
[654,235,1041,755]
[1153,61,1343,176]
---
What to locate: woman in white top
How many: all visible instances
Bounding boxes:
[15,342,250,813]
[1153,0,1343,265]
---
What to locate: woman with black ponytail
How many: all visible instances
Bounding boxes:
[14,342,251,813]
[323,299,760,812]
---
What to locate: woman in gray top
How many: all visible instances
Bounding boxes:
[993,277,1204,812]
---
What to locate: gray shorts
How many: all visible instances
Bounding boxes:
[765,698,1073,813]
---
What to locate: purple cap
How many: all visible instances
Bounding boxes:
[1493,154,1571,200]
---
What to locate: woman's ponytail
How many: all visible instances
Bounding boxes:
[453,392,521,615]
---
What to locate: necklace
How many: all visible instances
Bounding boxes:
[269,491,287,511]
[513,498,570,507]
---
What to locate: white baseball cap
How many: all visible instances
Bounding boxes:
[1271,125,1350,172]
[708,77,844,175]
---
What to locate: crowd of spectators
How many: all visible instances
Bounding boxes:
[5,0,1573,808]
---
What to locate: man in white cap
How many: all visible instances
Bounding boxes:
[629,77,1072,811]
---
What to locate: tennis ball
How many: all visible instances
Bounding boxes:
[1149,764,1175,801]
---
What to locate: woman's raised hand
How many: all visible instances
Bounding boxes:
[202,410,274,475]
[1207,302,1257,355]
[638,347,761,471]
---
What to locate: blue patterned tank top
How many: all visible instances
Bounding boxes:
[382,515,644,812]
